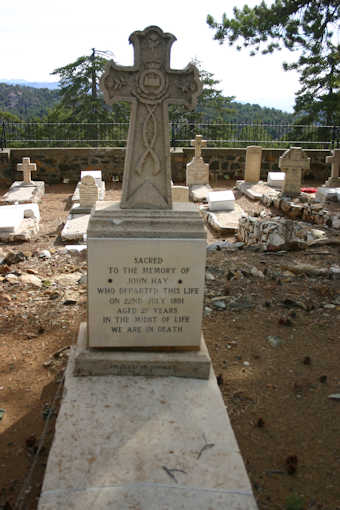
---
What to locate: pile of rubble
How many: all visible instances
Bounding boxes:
[237,215,330,251]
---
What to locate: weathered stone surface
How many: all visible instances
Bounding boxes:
[61,213,91,241]
[0,203,40,241]
[237,180,279,201]
[325,149,340,187]
[100,26,202,209]
[190,184,212,202]
[78,175,98,209]
[74,323,211,378]
[203,204,244,233]
[186,135,209,186]
[244,145,262,183]
[172,185,189,202]
[279,147,310,197]
[17,157,37,184]
[72,180,105,203]
[38,350,258,510]
[2,181,45,204]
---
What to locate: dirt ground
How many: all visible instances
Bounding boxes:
[0,182,339,510]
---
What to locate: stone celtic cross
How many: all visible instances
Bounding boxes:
[17,157,37,185]
[191,135,206,160]
[279,147,310,197]
[325,149,340,186]
[100,26,202,209]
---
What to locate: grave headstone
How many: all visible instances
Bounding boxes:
[244,145,262,183]
[325,149,340,187]
[172,185,189,202]
[0,203,40,240]
[84,25,207,357]
[101,26,202,209]
[208,190,235,211]
[267,171,285,189]
[186,135,209,186]
[72,170,105,202]
[17,157,37,185]
[79,175,98,210]
[279,147,310,197]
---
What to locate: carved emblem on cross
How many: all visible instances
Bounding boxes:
[100,26,202,209]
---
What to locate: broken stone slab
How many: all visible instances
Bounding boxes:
[0,203,40,241]
[189,184,212,202]
[236,180,279,201]
[74,323,211,379]
[202,204,245,233]
[38,345,258,510]
[61,213,91,241]
[1,181,45,204]
[208,190,235,211]
[267,172,285,189]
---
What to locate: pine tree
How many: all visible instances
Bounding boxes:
[207,1,340,123]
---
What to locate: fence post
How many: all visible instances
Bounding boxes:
[0,121,6,150]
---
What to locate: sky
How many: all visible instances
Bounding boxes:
[1,0,301,112]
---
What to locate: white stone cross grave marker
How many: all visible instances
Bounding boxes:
[191,135,207,159]
[17,157,37,185]
[279,147,310,197]
[325,149,340,186]
[100,25,202,209]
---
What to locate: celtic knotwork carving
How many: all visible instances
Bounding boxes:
[136,104,160,176]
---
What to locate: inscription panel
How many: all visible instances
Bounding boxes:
[88,239,206,348]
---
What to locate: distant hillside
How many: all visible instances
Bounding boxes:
[0,79,59,90]
[0,83,60,120]
[0,82,293,124]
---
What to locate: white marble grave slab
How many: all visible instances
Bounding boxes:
[0,205,24,232]
[1,181,45,204]
[61,213,91,241]
[208,190,235,211]
[267,172,285,188]
[87,238,206,348]
[38,352,258,510]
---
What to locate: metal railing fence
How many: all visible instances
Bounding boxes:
[0,120,339,149]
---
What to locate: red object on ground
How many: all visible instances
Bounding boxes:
[301,187,317,193]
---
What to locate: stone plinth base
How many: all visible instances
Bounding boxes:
[74,323,211,379]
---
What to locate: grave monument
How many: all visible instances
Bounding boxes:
[325,149,340,187]
[279,146,310,197]
[76,25,210,374]
[2,156,45,204]
[244,145,262,183]
[186,134,212,202]
[17,156,37,184]
[38,27,258,510]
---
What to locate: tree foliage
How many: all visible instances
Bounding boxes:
[50,51,129,123]
[0,83,59,121]
[207,1,340,124]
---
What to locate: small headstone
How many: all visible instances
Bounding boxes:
[81,170,102,187]
[244,146,262,183]
[17,157,37,185]
[172,185,189,202]
[186,135,209,186]
[316,186,339,202]
[208,190,235,211]
[279,147,310,197]
[79,175,98,209]
[267,172,285,189]
[325,149,340,187]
